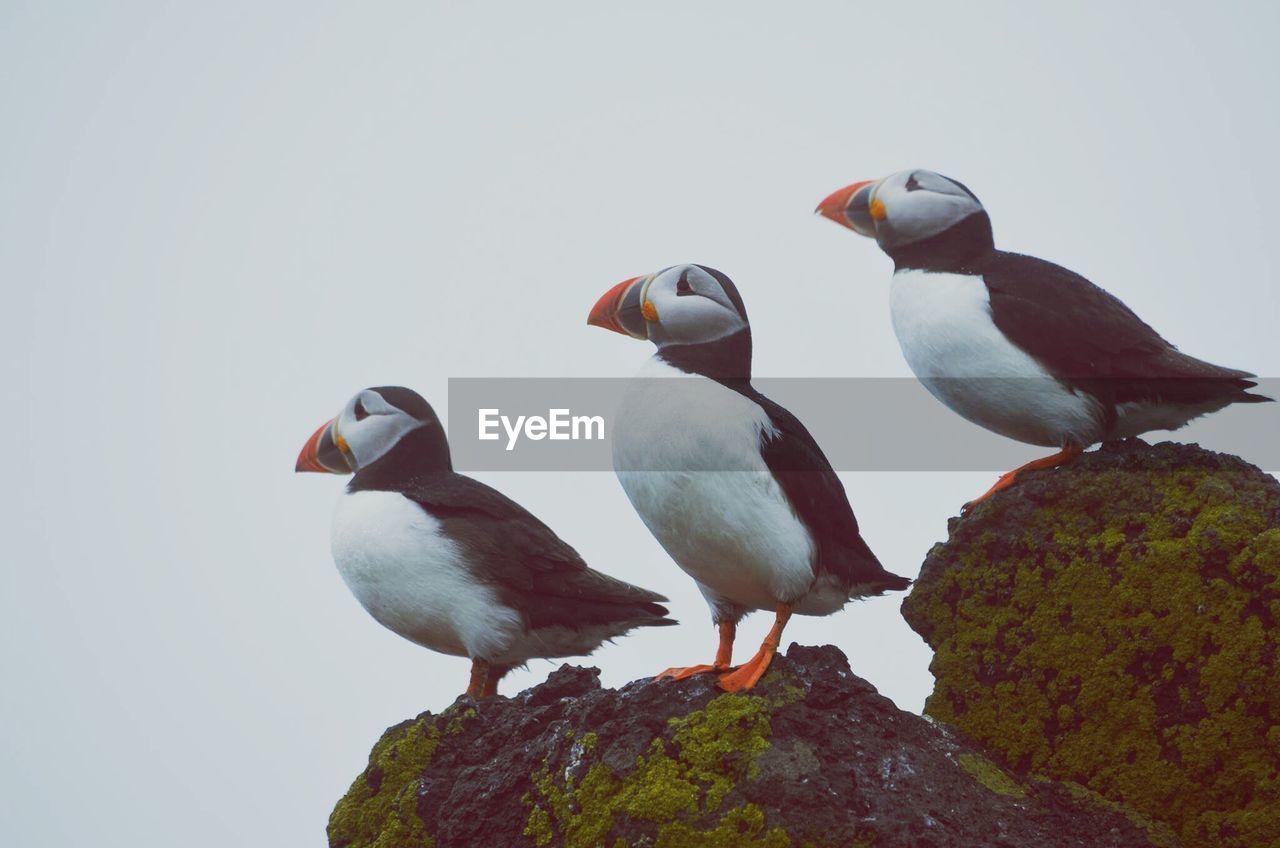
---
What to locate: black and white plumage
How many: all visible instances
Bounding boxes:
[588,265,910,691]
[295,386,674,698]
[817,169,1271,504]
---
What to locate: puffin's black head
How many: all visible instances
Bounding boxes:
[816,169,993,260]
[295,386,443,474]
[587,264,749,349]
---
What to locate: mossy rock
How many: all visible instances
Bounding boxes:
[329,706,483,847]
[329,645,1164,847]
[902,439,1280,848]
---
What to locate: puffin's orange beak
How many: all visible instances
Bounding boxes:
[295,417,351,474]
[816,179,880,237]
[588,275,649,339]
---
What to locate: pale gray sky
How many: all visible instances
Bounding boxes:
[4,2,1278,846]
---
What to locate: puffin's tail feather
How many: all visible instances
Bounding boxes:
[512,567,678,631]
[1122,350,1273,407]
[527,595,678,631]
[870,572,912,595]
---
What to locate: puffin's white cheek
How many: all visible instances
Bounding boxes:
[346,420,393,468]
[661,302,740,344]
[887,195,976,245]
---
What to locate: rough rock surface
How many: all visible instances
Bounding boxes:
[903,439,1280,848]
[329,644,1169,848]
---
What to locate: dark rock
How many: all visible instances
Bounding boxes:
[522,664,602,707]
[903,439,1280,848]
[329,643,1168,847]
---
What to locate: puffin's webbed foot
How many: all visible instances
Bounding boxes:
[655,663,723,680]
[717,604,791,693]
[963,445,1083,512]
[654,620,736,681]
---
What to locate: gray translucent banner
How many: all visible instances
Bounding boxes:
[447,377,1278,472]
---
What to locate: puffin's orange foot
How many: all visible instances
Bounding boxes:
[962,446,1084,513]
[655,663,727,681]
[716,645,776,692]
[962,472,1019,512]
[657,620,737,681]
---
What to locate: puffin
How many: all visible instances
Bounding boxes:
[588,264,910,692]
[817,169,1271,507]
[295,386,675,698]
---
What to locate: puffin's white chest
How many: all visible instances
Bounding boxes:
[329,490,520,659]
[889,269,1103,447]
[611,358,818,611]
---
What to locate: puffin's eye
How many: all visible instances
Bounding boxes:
[905,172,922,192]
[354,399,369,421]
[675,273,694,296]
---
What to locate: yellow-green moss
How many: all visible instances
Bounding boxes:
[666,691,778,810]
[523,803,554,848]
[329,703,481,848]
[443,706,476,736]
[328,718,441,848]
[523,691,800,847]
[655,804,791,847]
[956,753,1026,798]
[903,446,1280,848]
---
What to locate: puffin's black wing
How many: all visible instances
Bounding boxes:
[746,390,910,594]
[399,473,674,631]
[978,250,1269,409]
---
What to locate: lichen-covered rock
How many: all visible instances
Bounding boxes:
[902,439,1280,848]
[329,644,1167,848]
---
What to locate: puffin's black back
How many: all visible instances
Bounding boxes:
[396,473,674,630]
[747,390,910,594]
[884,213,1270,417]
[975,251,1268,408]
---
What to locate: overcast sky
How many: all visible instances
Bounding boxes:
[4,2,1278,846]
